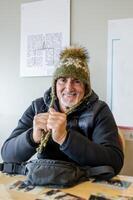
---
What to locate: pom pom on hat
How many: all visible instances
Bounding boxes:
[60,46,89,61]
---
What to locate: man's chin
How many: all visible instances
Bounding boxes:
[62,102,77,109]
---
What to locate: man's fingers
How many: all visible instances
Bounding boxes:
[49,107,56,113]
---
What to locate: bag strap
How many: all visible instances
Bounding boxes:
[0,162,27,175]
[90,165,115,180]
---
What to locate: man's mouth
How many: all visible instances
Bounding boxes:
[63,92,77,97]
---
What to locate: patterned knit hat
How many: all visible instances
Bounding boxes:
[50,46,92,108]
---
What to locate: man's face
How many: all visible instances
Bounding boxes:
[56,77,85,112]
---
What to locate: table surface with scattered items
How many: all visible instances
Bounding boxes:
[0,172,133,200]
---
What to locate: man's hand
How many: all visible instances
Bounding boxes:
[33,108,67,145]
[33,112,49,143]
[47,108,67,144]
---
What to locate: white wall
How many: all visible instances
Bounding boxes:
[0,0,133,169]
[0,0,53,159]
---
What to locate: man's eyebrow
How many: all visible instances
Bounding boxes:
[59,77,66,79]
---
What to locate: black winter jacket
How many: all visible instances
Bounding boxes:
[1,89,124,175]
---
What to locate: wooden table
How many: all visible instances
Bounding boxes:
[0,172,133,200]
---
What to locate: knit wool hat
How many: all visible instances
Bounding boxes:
[50,46,92,108]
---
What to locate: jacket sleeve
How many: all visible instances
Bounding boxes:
[1,102,38,163]
[60,103,124,175]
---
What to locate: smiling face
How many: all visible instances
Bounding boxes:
[56,77,85,112]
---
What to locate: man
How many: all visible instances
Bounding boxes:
[1,46,124,176]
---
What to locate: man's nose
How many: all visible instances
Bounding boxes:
[65,80,73,91]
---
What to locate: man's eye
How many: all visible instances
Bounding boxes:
[58,78,66,83]
[74,79,81,84]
